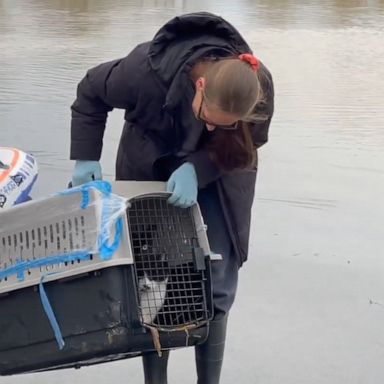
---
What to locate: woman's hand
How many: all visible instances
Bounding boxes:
[71,160,102,186]
[166,162,197,208]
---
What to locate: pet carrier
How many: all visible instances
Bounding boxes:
[0,180,215,375]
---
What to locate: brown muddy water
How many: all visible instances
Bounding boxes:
[1,1,384,383]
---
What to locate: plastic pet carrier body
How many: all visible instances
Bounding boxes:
[0,181,214,375]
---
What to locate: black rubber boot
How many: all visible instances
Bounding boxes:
[142,350,170,384]
[195,316,228,384]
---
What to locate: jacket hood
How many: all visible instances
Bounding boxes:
[148,12,252,108]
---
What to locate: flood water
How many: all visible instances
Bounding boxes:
[1,1,384,383]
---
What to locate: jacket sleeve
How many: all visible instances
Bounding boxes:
[70,45,146,160]
[187,64,275,188]
[186,149,223,188]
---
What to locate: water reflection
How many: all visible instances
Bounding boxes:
[0,2,383,383]
[0,0,383,193]
[241,0,384,28]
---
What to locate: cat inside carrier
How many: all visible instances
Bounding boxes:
[0,180,216,375]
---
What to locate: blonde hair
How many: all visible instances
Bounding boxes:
[201,58,268,171]
[203,59,263,119]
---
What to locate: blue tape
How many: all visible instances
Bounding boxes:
[0,252,92,281]
[16,260,25,281]
[57,179,124,260]
[96,184,124,260]
[58,180,112,209]
[99,217,124,260]
[0,254,91,350]
[39,274,65,350]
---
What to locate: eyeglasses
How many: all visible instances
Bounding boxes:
[197,94,239,131]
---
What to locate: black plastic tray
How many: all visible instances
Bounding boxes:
[0,265,209,375]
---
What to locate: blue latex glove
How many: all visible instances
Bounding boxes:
[71,160,102,187]
[166,162,198,208]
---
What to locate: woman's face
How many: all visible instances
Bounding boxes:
[192,78,239,131]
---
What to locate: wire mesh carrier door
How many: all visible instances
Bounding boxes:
[128,193,212,331]
[117,181,214,356]
[0,181,213,376]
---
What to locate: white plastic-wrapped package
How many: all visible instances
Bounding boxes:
[0,147,38,209]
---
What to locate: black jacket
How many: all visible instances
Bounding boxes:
[70,12,274,266]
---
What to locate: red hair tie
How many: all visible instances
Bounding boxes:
[238,53,260,72]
